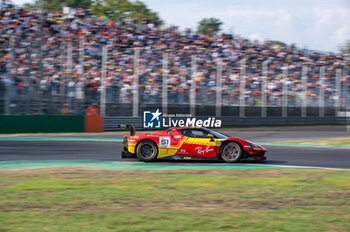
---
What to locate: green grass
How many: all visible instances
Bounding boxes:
[282,137,350,146]
[0,168,350,231]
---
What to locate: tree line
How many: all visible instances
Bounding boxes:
[25,0,224,35]
[21,0,350,54]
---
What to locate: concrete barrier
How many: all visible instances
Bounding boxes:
[0,115,346,134]
[0,115,85,133]
[104,116,348,130]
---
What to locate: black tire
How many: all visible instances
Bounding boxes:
[220,142,242,163]
[135,140,158,162]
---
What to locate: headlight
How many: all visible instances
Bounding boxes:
[247,142,258,148]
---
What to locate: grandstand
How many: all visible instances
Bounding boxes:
[0,6,349,116]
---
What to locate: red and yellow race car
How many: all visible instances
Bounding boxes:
[121,125,267,163]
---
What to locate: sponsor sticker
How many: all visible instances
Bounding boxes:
[195,145,214,155]
[177,149,189,155]
[159,136,171,148]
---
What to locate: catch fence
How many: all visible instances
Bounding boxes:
[0,42,349,117]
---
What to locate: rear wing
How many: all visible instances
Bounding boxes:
[118,124,135,136]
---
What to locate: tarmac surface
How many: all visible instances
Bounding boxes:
[6,126,347,143]
[0,127,349,169]
[0,140,349,169]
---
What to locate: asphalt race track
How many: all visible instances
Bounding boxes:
[1,139,349,169]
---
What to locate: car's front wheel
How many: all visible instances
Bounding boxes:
[220,142,242,163]
[136,140,158,162]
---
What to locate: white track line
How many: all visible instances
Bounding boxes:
[116,161,350,170]
[249,164,350,171]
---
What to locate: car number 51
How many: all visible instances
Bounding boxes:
[159,137,171,148]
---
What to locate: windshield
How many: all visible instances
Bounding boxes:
[203,128,228,139]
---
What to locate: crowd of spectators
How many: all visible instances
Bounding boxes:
[0,7,349,114]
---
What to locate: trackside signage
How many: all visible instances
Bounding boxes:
[143,109,222,129]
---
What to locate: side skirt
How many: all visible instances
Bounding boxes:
[157,155,219,161]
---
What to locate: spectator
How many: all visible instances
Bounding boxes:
[85,102,99,115]
[0,7,348,114]
[61,103,70,115]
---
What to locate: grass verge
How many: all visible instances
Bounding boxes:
[1,168,350,232]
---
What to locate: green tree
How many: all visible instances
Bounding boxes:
[30,0,162,26]
[23,2,36,9]
[266,40,287,47]
[90,0,132,19]
[34,0,91,11]
[129,0,162,25]
[340,40,350,54]
[197,18,223,36]
[91,0,162,25]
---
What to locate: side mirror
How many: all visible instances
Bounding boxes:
[208,134,215,141]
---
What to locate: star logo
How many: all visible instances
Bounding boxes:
[143,109,162,128]
[150,109,162,122]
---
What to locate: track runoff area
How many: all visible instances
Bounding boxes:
[2,127,350,231]
[0,126,349,171]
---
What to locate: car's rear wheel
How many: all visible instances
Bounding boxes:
[136,140,158,162]
[220,142,242,163]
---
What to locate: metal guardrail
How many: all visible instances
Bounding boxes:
[103,116,348,131]
[104,117,143,131]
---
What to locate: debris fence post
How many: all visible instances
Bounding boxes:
[162,52,168,115]
[319,66,325,117]
[190,55,196,116]
[240,59,246,117]
[216,59,222,117]
[301,66,307,117]
[282,64,288,117]
[132,48,140,117]
[261,61,268,117]
[100,45,108,116]
[335,68,341,116]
